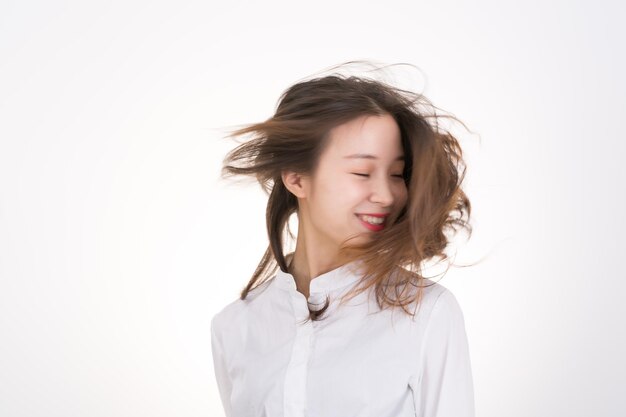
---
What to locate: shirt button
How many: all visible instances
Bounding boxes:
[307,293,326,311]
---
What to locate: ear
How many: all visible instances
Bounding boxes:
[281,170,308,199]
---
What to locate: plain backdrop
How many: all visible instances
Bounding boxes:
[1,0,625,416]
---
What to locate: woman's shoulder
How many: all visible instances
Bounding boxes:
[402,277,468,337]
[211,276,276,330]
[392,273,464,324]
[418,278,457,307]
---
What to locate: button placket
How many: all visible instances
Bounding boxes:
[275,264,365,416]
[283,289,315,417]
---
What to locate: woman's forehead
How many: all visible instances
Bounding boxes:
[323,117,403,161]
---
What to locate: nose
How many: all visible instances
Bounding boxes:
[370,176,395,207]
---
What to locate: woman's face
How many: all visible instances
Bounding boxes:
[295,113,408,253]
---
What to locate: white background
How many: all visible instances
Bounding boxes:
[1,0,625,416]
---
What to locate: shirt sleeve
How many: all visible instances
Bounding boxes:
[211,315,233,417]
[410,288,475,417]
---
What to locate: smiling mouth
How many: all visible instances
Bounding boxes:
[355,214,388,230]
[357,214,385,223]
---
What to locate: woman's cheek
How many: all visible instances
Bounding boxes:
[341,177,362,194]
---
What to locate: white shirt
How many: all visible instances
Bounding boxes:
[210,260,475,417]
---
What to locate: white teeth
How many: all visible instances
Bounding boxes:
[359,215,384,225]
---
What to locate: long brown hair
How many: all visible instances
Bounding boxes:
[219,61,474,321]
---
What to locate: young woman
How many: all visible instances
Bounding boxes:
[211,62,475,417]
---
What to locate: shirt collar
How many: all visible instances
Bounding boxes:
[274,259,364,294]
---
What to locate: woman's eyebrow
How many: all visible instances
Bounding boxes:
[343,153,405,161]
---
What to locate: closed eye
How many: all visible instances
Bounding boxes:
[351,173,404,178]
